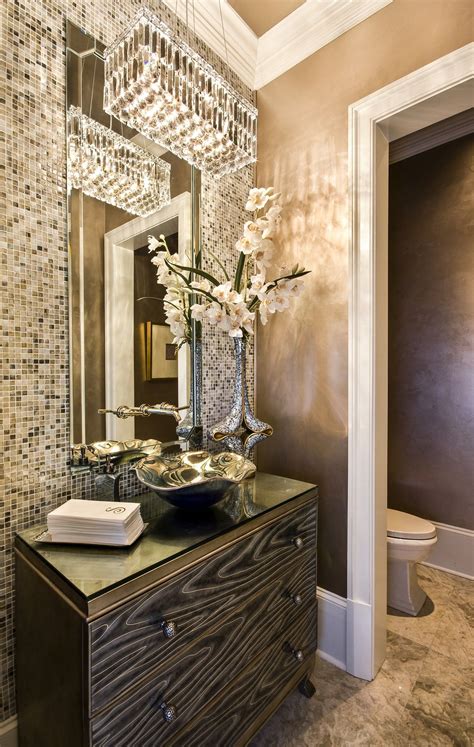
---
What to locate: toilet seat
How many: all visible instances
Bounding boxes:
[387,509,436,540]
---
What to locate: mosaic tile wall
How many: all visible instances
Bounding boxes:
[200,171,256,435]
[1,0,255,722]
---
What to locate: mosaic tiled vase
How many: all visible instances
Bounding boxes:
[210,337,273,440]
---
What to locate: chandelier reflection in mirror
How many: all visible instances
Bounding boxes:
[103,7,257,177]
[67,106,171,217]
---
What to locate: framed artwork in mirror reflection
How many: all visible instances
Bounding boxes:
[145,321,178,381]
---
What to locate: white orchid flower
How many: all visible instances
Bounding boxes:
[254,240,274,270]
[228,289,244,304]
[248,273,270,301]
[147,185,306,343]
[217,312,232,333]
[255,217,274,240]
[205,302,222,324]
[213,281,233,303]
[241,312,256,335]
[190,303,208,322]
[229,303,255,335]
[243,220,264,245]
[258,299,271,325]
[150,250,168,267]
[166,307,184,323]
[167,313,186,336]
[156,266,174,285]
[227,314,250,337]
[235,235,255,255]
[229,302,248,322]
[170,327,185,343]
[191,278,211,293]
[281,277,305,298]
[266,205,282,224]
[267,289,290,313]
[164,287,181,302]
[213,282,243,304]
[205,303,232,333]
[148,235,161,252]
[245,187,277,212]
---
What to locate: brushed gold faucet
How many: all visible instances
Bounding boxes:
[98,403,184,423]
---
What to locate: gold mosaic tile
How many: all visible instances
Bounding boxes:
[1,0,255,720]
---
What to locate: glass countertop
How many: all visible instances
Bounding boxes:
[17,472,315,601]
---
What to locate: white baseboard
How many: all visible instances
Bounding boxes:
[420,521,474,579]
[0,717,18,747]
[316,587,347,671]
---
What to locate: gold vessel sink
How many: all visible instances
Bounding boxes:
[132,450,256,509]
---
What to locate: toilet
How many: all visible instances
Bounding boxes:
[387,508,437,616]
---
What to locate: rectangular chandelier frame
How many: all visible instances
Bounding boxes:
[67,105,171,217]
[103,7,257,177]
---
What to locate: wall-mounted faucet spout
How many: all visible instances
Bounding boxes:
[98,403,183,423]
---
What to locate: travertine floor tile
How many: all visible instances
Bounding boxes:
[252,567,473,747]
[429,588,474,663]
[406,648,474,746]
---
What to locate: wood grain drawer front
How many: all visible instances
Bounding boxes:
[170,602,318,747]
[90,569,316,745]
[89,501,316,715]
[91,598,317,747]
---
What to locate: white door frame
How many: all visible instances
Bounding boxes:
[104,191,192,441]
[347,43,473,681]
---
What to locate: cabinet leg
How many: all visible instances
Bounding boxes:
[298,674,316,699]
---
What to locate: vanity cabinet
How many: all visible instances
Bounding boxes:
[15,473,318,746]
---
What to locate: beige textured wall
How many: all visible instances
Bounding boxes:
[256,0,473,596]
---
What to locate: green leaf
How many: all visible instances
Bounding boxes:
[164,260,192,289]
[273,269,311,284]
[248,296,260,312]
[234,252,246,292]
[163,300,184,314]
[208,250,230,282]
[168,260,221,287]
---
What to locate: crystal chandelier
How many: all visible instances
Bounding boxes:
[67,105,171,217]
[103,7,257,177]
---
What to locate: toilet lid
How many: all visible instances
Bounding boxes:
[387,509,436,540]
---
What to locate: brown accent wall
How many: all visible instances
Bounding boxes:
[256,0,472,595]
[134,236,179,443]
[388,134,474,530]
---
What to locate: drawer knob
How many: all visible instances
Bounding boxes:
[288,644,304,663]
[290,593,302,606]
[160,702,177,723]
[160,619,177,639]
[293,536,304,549]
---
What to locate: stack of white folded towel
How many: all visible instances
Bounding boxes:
[47,499,144,546]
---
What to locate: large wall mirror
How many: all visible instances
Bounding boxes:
[66,20,201,457]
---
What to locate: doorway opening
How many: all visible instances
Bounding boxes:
[347,43,473,680]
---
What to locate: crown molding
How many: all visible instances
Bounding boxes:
[255,0,393,89]
[163,0,394,93]
[389,106,474,163]
[163,0,258,90]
